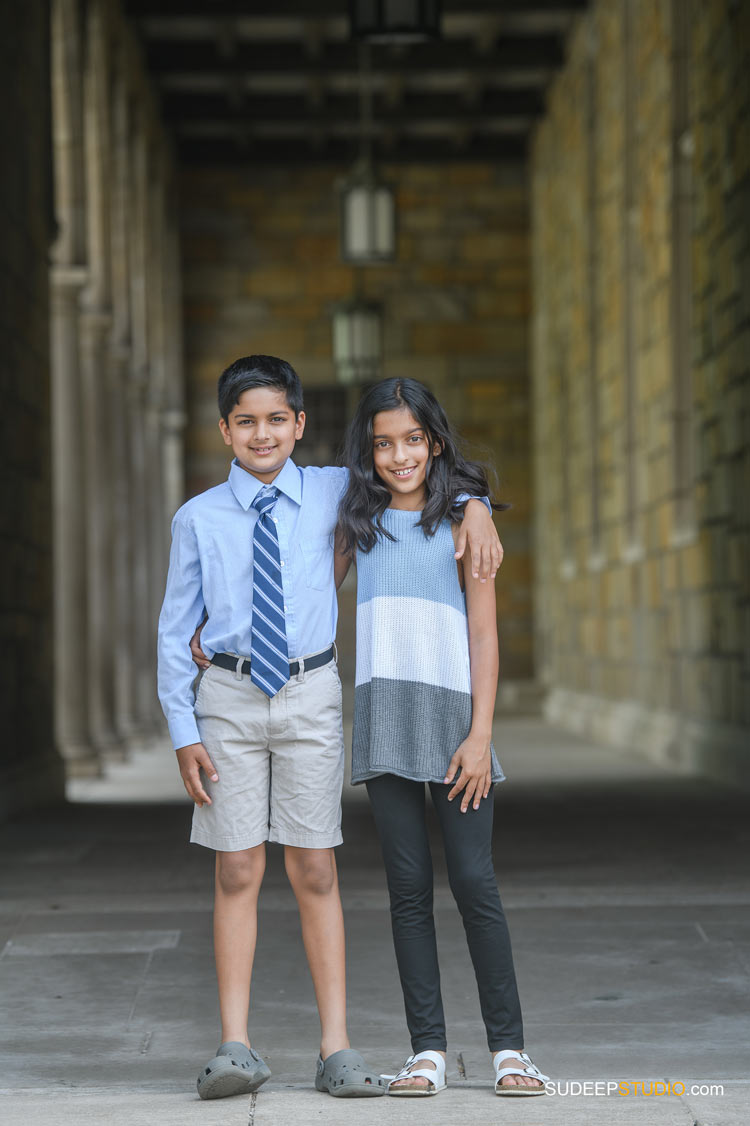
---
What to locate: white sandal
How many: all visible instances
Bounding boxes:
[493,1050,549,1096]
[387,1050,447,1097]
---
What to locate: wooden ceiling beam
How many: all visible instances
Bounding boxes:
[126,1,585,16]
[175,135,527,164]
[143,36,564,74]
[158,89,544,121]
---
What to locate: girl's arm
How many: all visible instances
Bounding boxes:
[443,551,499,812]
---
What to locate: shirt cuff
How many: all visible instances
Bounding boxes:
[168,714,201,752]
[455,492,492,513]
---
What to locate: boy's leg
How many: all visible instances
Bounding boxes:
[214,843,266,1045]
[284,845,348,1058]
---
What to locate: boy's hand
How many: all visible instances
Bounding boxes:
[190,621,211,669]
[455,499,503,582]
[444,735,492,813]
[175,742,218,807]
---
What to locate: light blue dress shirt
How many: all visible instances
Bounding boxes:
[158,458,346,750]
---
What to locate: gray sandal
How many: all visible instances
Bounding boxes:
[197,1041,271,1100]
[315,1049,386,1098]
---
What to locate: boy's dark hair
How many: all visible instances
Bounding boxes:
[217,355,303,422]
[338,377,510,555]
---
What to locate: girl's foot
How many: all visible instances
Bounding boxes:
[389,1050,446,1093]
[493,1049,549,1095]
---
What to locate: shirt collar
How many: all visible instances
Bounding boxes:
[228,457,302,511]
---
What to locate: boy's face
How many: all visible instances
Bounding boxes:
[219,387,305,483]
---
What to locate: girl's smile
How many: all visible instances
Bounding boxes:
[372,407,441,510]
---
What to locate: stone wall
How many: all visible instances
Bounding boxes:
[180,162,534,681]
[531,0,749,783]
[0,1,64,816]
[50,0,185,779]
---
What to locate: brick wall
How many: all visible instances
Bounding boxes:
[180,162,533,680]
[0,1,64,815]
[531,0,749,782]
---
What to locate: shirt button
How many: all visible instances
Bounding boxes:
[280,560,285,566]
[273,517,278,523]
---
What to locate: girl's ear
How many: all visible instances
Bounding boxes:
[432,439,443,457]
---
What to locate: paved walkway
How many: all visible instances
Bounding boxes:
[1,717,748,1125]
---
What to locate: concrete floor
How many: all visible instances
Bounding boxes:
[1,716,748,1125]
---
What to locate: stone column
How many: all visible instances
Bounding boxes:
[51,268,99,775]
[108,44,137,745]
[127,106,159,740]
[50,0,98,775]
[79,0,121,758]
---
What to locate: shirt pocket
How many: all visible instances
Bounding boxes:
[301,534,333,591]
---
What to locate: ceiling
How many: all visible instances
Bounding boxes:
[124,1,587,165]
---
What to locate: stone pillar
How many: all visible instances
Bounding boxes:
[50,0,98,775]
[108,44,137,745]
[79,0,121,758]
[50,267,99,774]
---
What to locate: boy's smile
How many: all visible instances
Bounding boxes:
[219,387,305,483]
[372,407,441,510]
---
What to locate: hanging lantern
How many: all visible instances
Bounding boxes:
[340,161,396,263]
[349,0,442,43]
[332,300,383,385]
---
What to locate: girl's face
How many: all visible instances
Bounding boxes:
[371,407,441,509]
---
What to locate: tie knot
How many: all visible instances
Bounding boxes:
[252,485,280,516]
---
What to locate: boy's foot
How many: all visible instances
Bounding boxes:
[197,1041,271,1100]
[315,1049,386,1097]
[493,1049,549,1095]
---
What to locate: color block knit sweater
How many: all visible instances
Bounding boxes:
[351,507,505,785]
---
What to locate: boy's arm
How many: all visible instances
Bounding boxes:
[454,497,503,583]
[157,514,210,752]
[158,517,219,806]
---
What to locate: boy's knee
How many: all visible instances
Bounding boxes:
[285,847,337,897]
[216,845,265,895]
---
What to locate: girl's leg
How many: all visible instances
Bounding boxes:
[214,844,267,1045]
[428,782,524,1051]
[366,774,447,1054]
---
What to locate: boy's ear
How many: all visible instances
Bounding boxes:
[218,418,232,446]
[295,410,306,440]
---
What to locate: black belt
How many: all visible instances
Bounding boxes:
[211,645,335,679]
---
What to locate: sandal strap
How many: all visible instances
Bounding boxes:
[391,1051,445,1088]
[494,1051,549,1084]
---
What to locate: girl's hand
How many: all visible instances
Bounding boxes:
[190,620,211,669]
[444,735,493,812]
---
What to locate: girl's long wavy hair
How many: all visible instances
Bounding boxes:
[337,378,510,555]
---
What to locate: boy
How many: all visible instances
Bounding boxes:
[157,355,501,1100]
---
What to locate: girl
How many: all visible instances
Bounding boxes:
[336,378,548,1097]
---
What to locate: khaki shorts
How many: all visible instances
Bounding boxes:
[191,655,345,852]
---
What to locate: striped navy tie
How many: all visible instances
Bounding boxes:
[250,485,289,697]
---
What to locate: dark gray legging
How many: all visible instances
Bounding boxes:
[365,773,524,1053]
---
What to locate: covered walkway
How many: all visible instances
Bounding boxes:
[1,718,747,1125]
